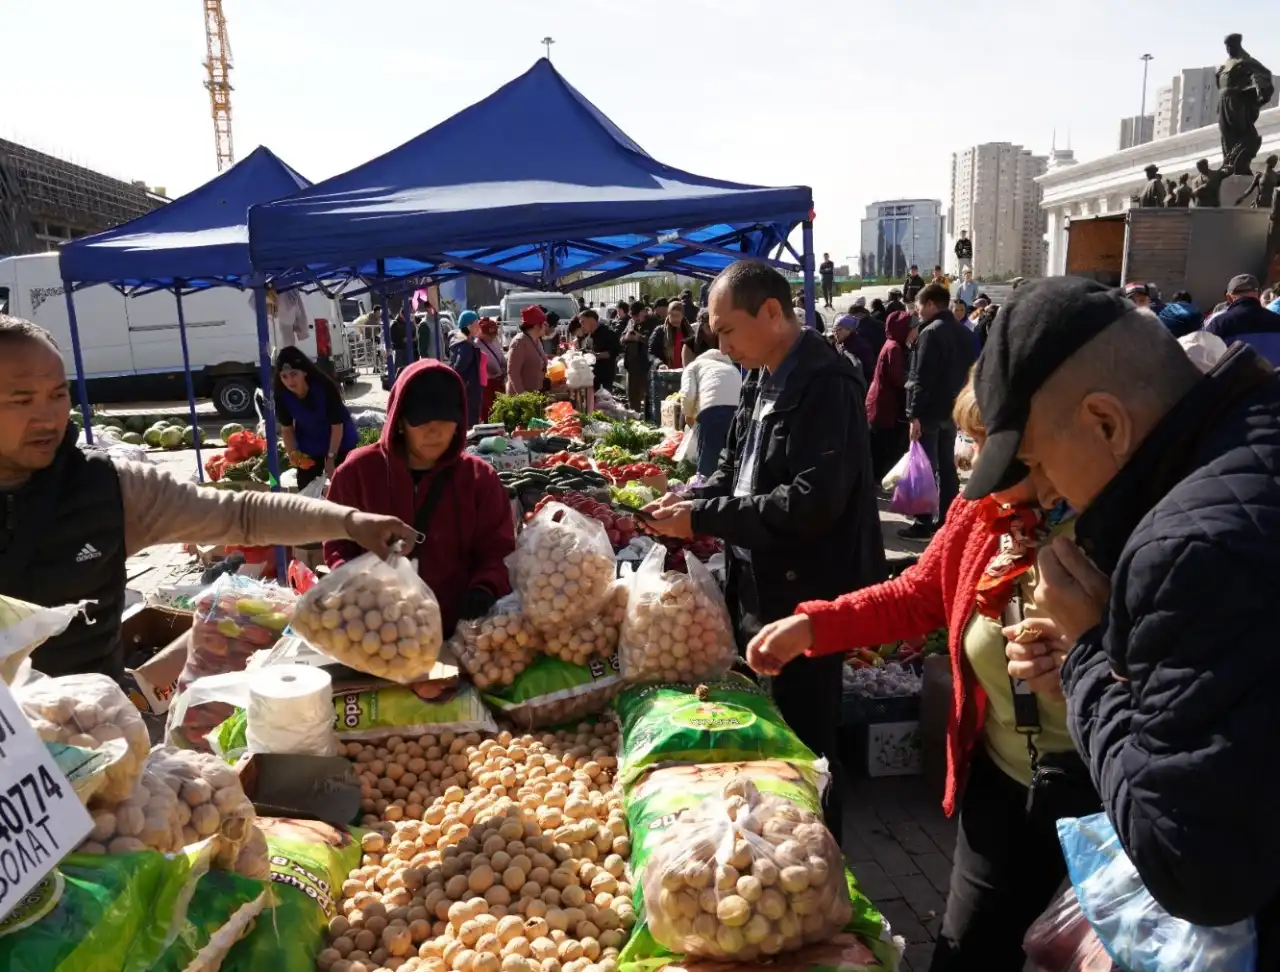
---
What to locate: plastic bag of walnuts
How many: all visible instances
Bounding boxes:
[292,551,444,684]
[543,581,628,666]
[619,543,735,684]
[17,672,152,804]
[506,502,617,633]
[449,594,543,690]
[641,776,853,961]
[79,766,185,856]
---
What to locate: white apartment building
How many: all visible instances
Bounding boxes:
[948,142,1048,279]
[857,199,943,280]
[1154,67,1280,140]
[1118,115,1154,150]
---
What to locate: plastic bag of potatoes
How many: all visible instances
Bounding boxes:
[543,581,628,666]
[450,594,543,690]
[641,776,853,962]
[292,551,444,684]
[506,502,617,633]
[17,671,152,803]
[619,544,735,684]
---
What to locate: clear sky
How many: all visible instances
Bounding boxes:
[2,0,1269,263]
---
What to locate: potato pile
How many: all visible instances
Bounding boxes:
[294,559,444,684]
[452,600,543,691]
[542,584,627,667]
[641,777,852,961]
[19,672,151,803]
[619,551,735,684]
[508,506,616,633]
[80,769,184,856]
[323,723,635,972]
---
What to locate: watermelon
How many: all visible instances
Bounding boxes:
[120,432,144,445]
[160,427,184,450]
[219,423,244,442]
[182,426,202,447]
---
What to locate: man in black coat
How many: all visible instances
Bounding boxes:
[967,277,1280,969]
[902,264,926,303]
[645,261,887,840]
[578,309,621,391]
[902,282,975,539]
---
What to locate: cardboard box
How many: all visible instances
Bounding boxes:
[291,543,325,571]
[119,605,193,719]
[125,632,190,716]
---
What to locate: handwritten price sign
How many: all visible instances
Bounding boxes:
[0,681,92,920]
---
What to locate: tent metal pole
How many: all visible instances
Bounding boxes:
[251,274,288,582]
[403,294,416,364]
[801,220,816,330]
[377,259,396,385]
[174,286,205,482]
[62,284,94,444]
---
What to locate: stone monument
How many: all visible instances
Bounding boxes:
[1191,160,1228,207]
[1217,33,1274,176]
[1236,155,1279,209]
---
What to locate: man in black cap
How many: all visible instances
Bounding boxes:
[1204,272,1280,361]
[967,276,1280,964]
[902,264,926,304]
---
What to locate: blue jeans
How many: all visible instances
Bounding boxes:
[695,405,736,478]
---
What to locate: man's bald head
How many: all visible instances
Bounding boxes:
[1019,308,1201,510]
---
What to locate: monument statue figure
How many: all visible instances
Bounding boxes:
[1166,173,1193,208]
[1191,159,1227,207]
[1236,155,1279,209]
[1139,165,1167,207]
[1217,33,1274,176]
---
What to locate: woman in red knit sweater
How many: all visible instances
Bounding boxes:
[748,381,1096,971]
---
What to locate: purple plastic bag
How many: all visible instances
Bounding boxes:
[890,441,939,516]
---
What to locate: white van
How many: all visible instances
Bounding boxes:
[0,253,354,417]
[498,291,580,346]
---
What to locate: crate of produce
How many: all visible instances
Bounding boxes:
[647,369,682,423]
[841,662,923,778]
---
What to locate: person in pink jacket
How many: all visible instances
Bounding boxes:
[505,305,549,395]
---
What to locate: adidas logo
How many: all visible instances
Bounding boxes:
[75,543,102,563]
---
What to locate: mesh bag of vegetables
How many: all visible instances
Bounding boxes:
[619,762,900,972]
[618,544,735,684]
[291,552,444,684]
[506,502,617,632]
[484,651,624,730]
[614,675,819,788]
[17,672,152,803]
[448,593,543,690]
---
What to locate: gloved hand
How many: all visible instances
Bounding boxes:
[457,587,497,622]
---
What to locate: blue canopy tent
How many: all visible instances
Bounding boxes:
[248,58,818,337]
[59,145,312,580]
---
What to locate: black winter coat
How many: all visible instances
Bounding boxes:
[690,330,886,644]
[905,311,976,423]
[1062,346,1280,967]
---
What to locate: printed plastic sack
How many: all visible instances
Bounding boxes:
[1024,888,1117,972]
[506,502,617,632]
[614,675,821,788]
[173,575,296,750]
[484,651,624,730]
[154,869,274,972]
[544,581,628,665]
[889,441,938,517]
[0,595,86,684]
[880,451,910,491]
[18,672,151,803]
[0,850,205,972]
[291,551,444,684]
[619,543,735,683]
[620,761,900,972]
[448,593,543,690]
[1057,812,1257,972]
[332,682,497,742]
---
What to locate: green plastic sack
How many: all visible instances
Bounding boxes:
[614,675,820,787]
[155,867,273,971]
[333,683,497,741]
[0,850,202,972]
[618,763,899,972]
[484,651,623,730]
[221,817,364,972]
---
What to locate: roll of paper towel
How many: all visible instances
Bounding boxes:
[245,664,337,756]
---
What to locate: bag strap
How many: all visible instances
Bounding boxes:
[413,465,457,546]
[1004,592,1044,771]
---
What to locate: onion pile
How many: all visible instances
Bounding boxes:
[508,505,616,633]
[542,584,627,667]
[322,723,635,972]
[642,777,852,961]
[452,600,544,691]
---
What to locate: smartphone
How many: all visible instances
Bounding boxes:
[630,507,659,524]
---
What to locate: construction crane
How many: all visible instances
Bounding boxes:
[202,0,234,171]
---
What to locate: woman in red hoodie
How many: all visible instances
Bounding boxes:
[865,310,913,482]
[325,360,515,635]
[747,380,1095,971]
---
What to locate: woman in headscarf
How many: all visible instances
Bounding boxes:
[475,317,506,421]
[865,310,913,481]
[273,346,359,488]
[506,305,549,395]
[448,310,483,430]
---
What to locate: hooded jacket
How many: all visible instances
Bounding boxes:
[324,360,514,635]
[866,311,912,429]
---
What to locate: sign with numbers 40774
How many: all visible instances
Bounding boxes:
[0,681,93,920]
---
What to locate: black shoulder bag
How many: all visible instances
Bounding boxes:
[412,466,456,555]
[1005,596,1102,822]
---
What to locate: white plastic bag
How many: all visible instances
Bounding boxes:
[0,596,88,685]
[619,543,736,683]
[505,502,616,632]
[880,450,910,491]
[543,581,628,665]
[448,593,542,690]
[290,551,444,683]
[642,775,853,960]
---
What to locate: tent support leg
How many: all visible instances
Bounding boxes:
[251,275,288,582]
[404,294,416,364]
[62,284,94,444]
[174,287,205,482]
[802,219,816,329]
[377,260,396,385]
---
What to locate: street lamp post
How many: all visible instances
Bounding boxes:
[1139,53,1154,143]
[542,36,555,60]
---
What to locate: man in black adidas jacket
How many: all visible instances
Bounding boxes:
[966,277,1280,969]
[644,261,887,840]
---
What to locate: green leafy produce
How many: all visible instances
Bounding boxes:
[611,481,659,509]
[594,443,643,465]
[489,391,547,432]
[602,421,665,453]
[585,410,618,426]
[357,426,381,446]
[672,458,696,481]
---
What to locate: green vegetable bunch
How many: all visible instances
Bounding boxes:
[489,392,548,432]
[601,421,664,453]
[593,443,643,466]
[611,481,660,509]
